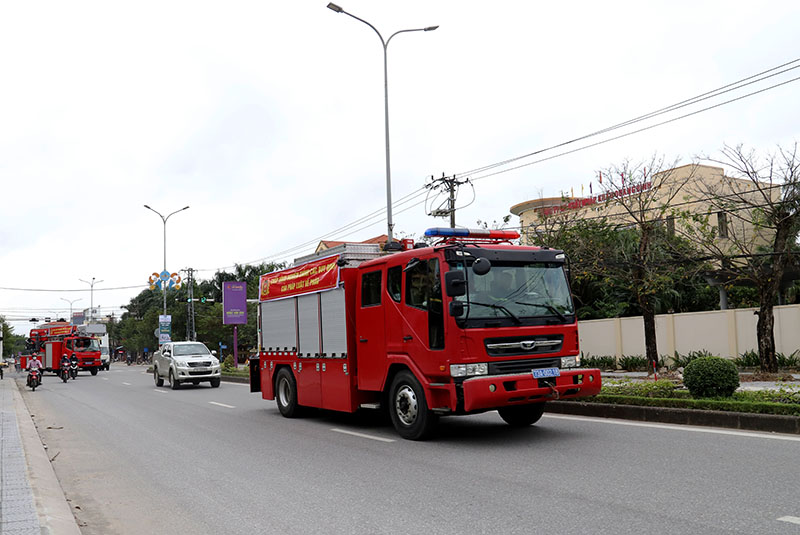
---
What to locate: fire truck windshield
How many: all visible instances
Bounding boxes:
[456,262,574,325]
[74,338,101,352]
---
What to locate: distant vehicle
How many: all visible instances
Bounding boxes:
[20,322,102,376]
[153,341,221,390]
[98,334,110,370]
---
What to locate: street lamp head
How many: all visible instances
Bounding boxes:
[327,3,344,13]
[424,26,439,32]
[144,204,151,209]
[182,206,190,211]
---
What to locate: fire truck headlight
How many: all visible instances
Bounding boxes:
[450,363,488,377]
[561,356,579,368]
[466,363,488,376]
[450,364,466,377]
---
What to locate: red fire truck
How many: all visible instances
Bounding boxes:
[249,228,601,439]
[21,322,103,375]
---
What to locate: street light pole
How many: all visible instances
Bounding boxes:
[144,205,190,315]
[327,3,438,246]
[60,297,82,324]
[78,278,103,323]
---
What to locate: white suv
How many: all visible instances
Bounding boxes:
[154,341,222,390]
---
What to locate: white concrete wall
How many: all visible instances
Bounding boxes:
[578,304,800,361]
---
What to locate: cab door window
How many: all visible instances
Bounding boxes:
[405,258,444,350]
[361,271,382,307]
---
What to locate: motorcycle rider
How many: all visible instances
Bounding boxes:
[27,357,43,386]
[69,354,79,378]
[60,354,71,380]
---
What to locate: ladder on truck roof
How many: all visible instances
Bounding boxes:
[293,242,384,268]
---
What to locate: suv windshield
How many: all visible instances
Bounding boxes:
[172,343,211,356]
[455,261,574,324]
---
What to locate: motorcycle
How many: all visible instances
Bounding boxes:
[27,368,42,391]
[60,364,70,383]
[70,359,79,380]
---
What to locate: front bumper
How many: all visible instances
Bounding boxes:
[176,366,221,380]
[460,368,601,412]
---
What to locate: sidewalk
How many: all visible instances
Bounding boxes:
[0,371,81,535]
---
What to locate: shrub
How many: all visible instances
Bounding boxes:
[671,349,717,370]
[581,353,617,370]
[602,379,681,398]
[733,350,760,368]
[777,350,800,369]
[683,357,740,398]
[222,355,235,371]
[618,355,649,372]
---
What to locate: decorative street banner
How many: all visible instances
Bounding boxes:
[158,315,172,345]
[223,281,248,325]
[259,255,340,302]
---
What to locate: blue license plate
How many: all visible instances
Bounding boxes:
[532,367,561,379]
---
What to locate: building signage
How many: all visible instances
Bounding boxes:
[259,255,340,302]
[223,281,248,325]
[543,182,653,216]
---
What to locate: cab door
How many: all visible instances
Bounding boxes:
[355,268,386,392]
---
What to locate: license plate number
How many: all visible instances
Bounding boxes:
[532,367,560,379]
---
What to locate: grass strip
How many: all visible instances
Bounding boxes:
[576,394,800,417]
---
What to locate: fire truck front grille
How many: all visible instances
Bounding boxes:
[188,361,213,367]
[488,358,561,376]
[484,335,563,357]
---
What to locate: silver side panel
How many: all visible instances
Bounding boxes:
[297,294,320,357]
[259,299,297,352]
[320,287,348,357]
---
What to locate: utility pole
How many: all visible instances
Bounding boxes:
[426,173,470,228]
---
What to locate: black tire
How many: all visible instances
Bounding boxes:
[274,368,300,418]
[498,403,546,427]
[210,378,221,388]
[154,367,164,387]
[169,369,181,390]
[62,371,68,383]
[388,370,438,440]
[90,367,98,376]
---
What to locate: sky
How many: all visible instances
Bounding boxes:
[1,0,799,336]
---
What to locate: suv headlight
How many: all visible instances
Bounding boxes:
[450,363,488,377]
[175,360,188,367]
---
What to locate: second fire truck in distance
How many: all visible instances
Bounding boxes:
[250,228,601,440]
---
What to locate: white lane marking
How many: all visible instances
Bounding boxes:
[122,382,131,386]
[208,401,235,409]
[544,414,800,442]
[153,389,167,393]
[778,516,800,525]
[102,378,109,381]
[330,428,395,443]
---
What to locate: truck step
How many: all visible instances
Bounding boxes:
[432,407,452,414]
[359,403,381,410]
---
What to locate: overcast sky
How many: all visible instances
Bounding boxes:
[1,1,798,335]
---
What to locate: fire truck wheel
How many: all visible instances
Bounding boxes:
[497,403,546,427]
[169,370,181,390]
[389,371,438,441]
[275,368,300,418]
[154,368,164,387]
[90,367,99,376]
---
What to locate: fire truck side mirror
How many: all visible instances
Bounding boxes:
[449,301,465,317]
[444,271,466,297]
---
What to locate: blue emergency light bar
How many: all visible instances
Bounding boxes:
[424,227,520,240]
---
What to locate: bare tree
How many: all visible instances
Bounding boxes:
[677,143,800,372]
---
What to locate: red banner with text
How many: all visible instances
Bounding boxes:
[259,255,340,302]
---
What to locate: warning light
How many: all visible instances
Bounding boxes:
[423,228,520,240]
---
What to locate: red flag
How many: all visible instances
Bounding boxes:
[621,172,625,186]
[589,182,593,195]
[598,171,602,184]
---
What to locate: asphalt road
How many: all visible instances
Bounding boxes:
[18,364,800,535]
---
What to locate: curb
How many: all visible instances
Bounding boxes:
[546,401,800,435]
[12,378,82,535]
[220,374,249,384]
